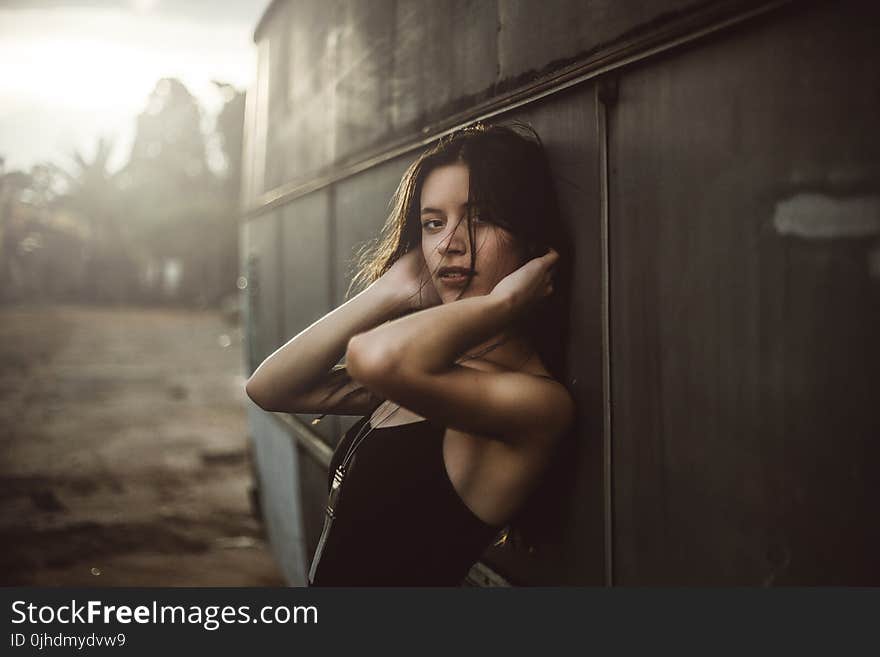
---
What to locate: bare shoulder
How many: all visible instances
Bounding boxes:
[516,371,575,443]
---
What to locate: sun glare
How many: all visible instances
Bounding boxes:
[0,6,256,171]
[1,38,160,113]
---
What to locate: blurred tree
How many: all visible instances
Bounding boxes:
[55,136,137,304]
[1,77,246,309]
[117,77,243,307]
[129,78,209,182]
[211,80,246,313]
[58,137,118,243]
[0,162,92,303]
[213,80,245,202]
[0,165,33,302]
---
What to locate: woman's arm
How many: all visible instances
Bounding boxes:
[345,249,572,442]
[244,248,441,414]
[347,292,514,377]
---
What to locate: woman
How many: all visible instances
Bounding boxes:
[245,122,575,586]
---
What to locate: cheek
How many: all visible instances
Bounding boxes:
[486,232,523,276]
[421,237,435,263]
[470,241,507,288]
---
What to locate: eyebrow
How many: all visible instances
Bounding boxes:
[420,201,484,216]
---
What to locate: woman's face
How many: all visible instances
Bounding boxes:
[419,162,523,304]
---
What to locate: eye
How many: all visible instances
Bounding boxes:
[422,218,443,230]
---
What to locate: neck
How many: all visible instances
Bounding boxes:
[460,329,534,368]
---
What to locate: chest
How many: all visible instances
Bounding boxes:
[367,402,544,527]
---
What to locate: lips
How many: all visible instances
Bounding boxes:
[437,266,475,286]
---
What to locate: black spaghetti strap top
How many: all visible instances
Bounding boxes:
[308,412,505,586]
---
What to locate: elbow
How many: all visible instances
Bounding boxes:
[345,334,401,387]
[244,377,276,412]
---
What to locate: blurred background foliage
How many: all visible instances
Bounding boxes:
[0,77,244,310]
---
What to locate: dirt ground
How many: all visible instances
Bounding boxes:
[0,303,285,586]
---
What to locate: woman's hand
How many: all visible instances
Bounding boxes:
[489,247,559,315]
[377,248,443,312]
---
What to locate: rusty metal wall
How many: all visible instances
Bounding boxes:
[249,0,703,199]
[608,1,880,585]
[242,213,311,583]
[242,213,283,368]
[279,190,337,442]
[242,0,880,585]
[478,84,605,584]
[332,156,415,306]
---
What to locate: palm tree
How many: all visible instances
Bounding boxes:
[55,136,140,304]
[56,136,120,246]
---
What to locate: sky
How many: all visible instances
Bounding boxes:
[0,0,272,174]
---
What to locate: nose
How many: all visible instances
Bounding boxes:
[440,216,469,256]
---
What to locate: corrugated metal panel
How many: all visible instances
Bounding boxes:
[392,0,499,131]
[477,84,606,585]
[329,154,415,463]
[608,0,880,584]
[243,211,310,585]
[247,403,308,584]
[252,0,755,193]
[263,1,292,193]
[243,0,880,586]
[242,212,284,368]
[332,155,415,307]
[280,189,339,443]
[497,0,696,79]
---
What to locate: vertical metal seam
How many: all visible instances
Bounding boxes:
[597,81,614,588]
[276,203,301,583]
[388,0,398,135]
[494,0,502,85]
[254,38,269,207]
[276,210,285,348]
[327,185,338,315]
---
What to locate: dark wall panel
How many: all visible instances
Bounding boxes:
[247,404,309,584]
[243,212,283,371]
[332,155,415,306]
[256,0,709,191]
[476,85,605,585]
[263,0,397,189]
[280,191,331,343]
[283,189,337,573]
[391,0,498,132]
[331,155,415,443]
[333,0,396,164]
[609,1,880,585]
[296,440,331,577]
[271,0,341,191]
[280,190,340,442]
[497,0,695,80]
[263,0,293,192]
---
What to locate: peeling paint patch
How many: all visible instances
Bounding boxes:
[773,194,880,239]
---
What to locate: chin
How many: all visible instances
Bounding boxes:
[451,288,480,301]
